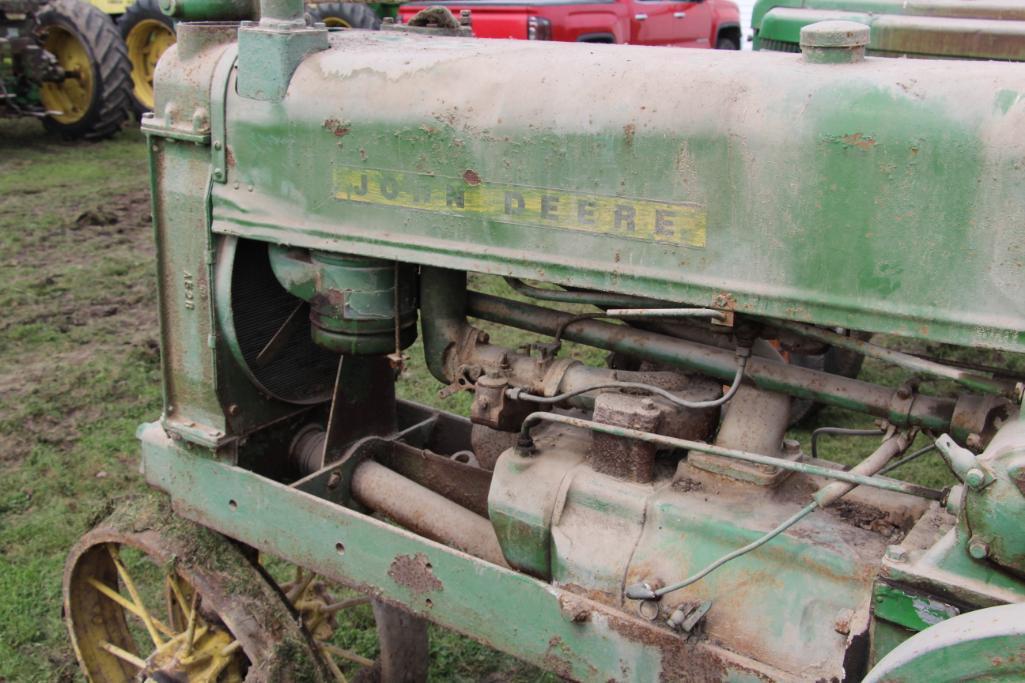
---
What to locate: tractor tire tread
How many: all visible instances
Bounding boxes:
[118,0,175,115]
[307,2,381,29]
[39,0,131,140]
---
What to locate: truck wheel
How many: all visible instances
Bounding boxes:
[36,0,131,140]
[118,0,176,115]
[307,2,381,29]
[715,35,739,50]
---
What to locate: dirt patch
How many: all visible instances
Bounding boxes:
[0,187,158,465]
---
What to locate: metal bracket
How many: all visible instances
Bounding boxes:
[209,44,238,184]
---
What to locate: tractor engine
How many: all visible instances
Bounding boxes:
[131,7,1025,681]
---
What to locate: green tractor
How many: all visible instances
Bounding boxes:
[1,0,130,138]
[103,0,389,114]
[752,0,1025,59]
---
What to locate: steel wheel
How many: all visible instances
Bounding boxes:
[279,567,430,682]
[118,0,176,114]
[64,496,332,682]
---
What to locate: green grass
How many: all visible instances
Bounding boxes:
[0,116,992,682]
[0,119,552,682]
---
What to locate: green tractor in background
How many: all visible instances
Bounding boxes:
[752,0,1025,59]
[101,0,389,114]
[0,0,130,138]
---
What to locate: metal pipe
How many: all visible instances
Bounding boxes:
[628,502,820,601]
[629,432,915,602]
[761,318,1012,397]
[516,412,943,500]
[880,443,938,475]
[814,432,911,507]
[811,427,886,460]
[350,460,510,568]
[469,291,958,435]
[508,353,747,410]
[604,308,725,320]
[420,267,471,385]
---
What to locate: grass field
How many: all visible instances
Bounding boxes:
[0,117,964,681]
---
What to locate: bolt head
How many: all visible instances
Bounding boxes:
[965,468,986,489]
[968,538,990,560]
[885,545,908,563]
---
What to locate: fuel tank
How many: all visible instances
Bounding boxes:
[157,26,1025,351]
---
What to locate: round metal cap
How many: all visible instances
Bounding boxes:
[800,20,870,49]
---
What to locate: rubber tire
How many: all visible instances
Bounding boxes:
[37,0,131,140]
[715,35,739,50]
[117,0,176,116]
[307,2,381,29]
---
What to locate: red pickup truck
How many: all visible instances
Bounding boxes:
[398,0,742,48]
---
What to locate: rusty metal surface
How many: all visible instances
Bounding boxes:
[351,459,510,568]
[142,423,792,681]
[590,392,662,483]
[380,441,492,517]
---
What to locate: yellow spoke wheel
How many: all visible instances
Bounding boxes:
[277,567,429,683]
[117,0,176,114]
[124,18,174,111]
[39,25,94,124]
[33,0,131,139]
[64,496,332,682]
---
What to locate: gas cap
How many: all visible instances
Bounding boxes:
[800,20,870,64]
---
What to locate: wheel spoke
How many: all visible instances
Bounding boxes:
[166,573,191,621]
[321,642,374,668]
[286,569,317,603]
[320,644,349,683]
[220,639,243,657]
[107,544,165,647]
[183,589,200,656]
[98,639,147,669]
[86,577,175,638]
[322,596,371,615]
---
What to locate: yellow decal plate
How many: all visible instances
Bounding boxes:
[334,167,706,248]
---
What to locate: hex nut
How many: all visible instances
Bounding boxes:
[968,538,990,560]
[964,468,986,489]
[885,545,908,563]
